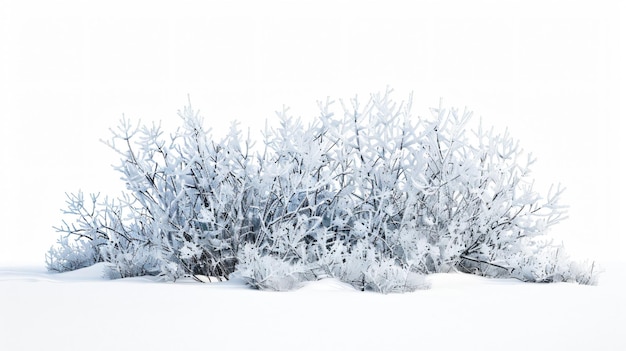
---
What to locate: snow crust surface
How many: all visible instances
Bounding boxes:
[1,262,623,351]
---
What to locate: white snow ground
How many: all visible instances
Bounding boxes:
[1,262,624,351]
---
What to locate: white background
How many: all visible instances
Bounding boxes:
[1,0,624,265]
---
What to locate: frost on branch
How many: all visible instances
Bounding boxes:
[47,89,596,291]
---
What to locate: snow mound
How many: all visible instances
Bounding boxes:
[299,277,357,292]
[54,262,109,281]
[0,263,109,283]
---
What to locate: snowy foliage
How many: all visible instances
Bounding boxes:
[48,89,596,291]
[237,243,314,291]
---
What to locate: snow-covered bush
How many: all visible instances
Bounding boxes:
[364,257,430,293]
[46,234,100,273]
[404,103,570,279]
[49,102,256,280]
[46,192,110,272]
[237,242,314,291]
[48,89,596,291]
